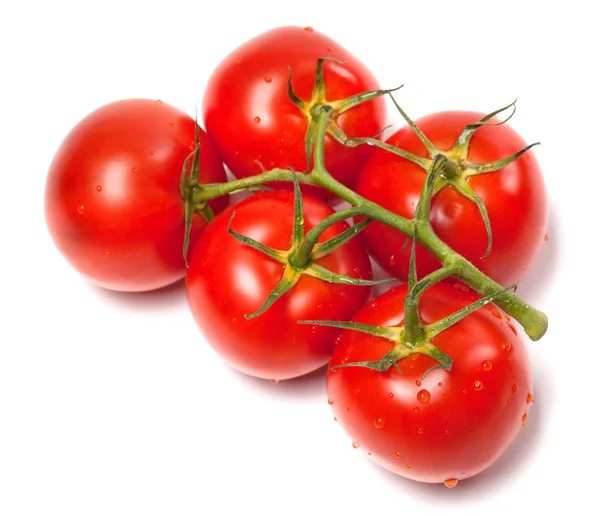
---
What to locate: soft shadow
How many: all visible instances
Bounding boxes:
[86,278,188,314]
[364,359,552,501]
[230,365,328,404]
[514,199,560,305]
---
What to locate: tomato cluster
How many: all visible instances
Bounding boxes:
[44,26,548,487]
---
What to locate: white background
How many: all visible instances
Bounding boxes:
[1,1,597,514]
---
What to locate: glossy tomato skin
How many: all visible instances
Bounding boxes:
[45,99,228,292]
[327,283,532,483]
[186,190,373,380]
[202,26,387,197]
[355,111,547,286]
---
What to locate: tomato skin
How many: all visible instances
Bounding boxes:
[202,26,387,197]
[327,283,532,483]
[185,190,373,380]
[44,99,228,292]
[355,111,547,286]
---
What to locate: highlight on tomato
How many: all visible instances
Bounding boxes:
[44,98,228,292]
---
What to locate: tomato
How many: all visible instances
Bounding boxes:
[355,111,547,286]
[45,98,228,292]
[185,190,373,380]
[202,26,387,197]
[326,282,533,484]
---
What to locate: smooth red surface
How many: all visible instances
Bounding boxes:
[327,283,533,483]
[355,111,547,286]
[45,99,228,292]
[186,190,373,380]
[202,26,387,197]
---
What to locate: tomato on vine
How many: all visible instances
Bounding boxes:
[325,282,533,485]
[354,105,547,286]
[202,25,388,198]
[45,98,228,292]
[185,187,379,381]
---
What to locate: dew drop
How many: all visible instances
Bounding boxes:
[303,26,314,31]
[389,254,397,266]
[354,388,361,395]
[490,308,502,319]
[417,428,424,435]
[148,150,154,156]
[395,451,402,458]
[342,357,349,364]
[155,99,163,104]
[328,398,334,405]
[413,407,419,414]
[310,325,318,334]
[231,317,237,323]
[444,478,459,488]
[462,388,468,395]
[77,205,85,214]
[189,141,196,151]
[415,380,422,387]
[374,417,385,429]
[544,233,549,242]
[370,300,378,308]
[352,442,359,449]
[527,393,534,404]
[481,360,493,372]
[522,413,528,424]
[254,116,261,124]
[326,47,333,52]
[406,464,412,469]
[501,340,511,352]
[132,167,138,173]
[334,335,342,345]
[473,380,484,391]
[168,121,174,126]
[509,324,518,336]
[105,251,111,256]
[96,185,102,192]
[333,416,337,422]
[417,389,430,404]
[438,382,443,387]
[388,392,394,398]
[512,384,519,393]
[264,76,272,83]
[346,406,350,412]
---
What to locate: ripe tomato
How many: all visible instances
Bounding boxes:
[327,282,533,484]
[202,26,387,197]
[185,190,373,380]
[355,111,547,286]
[45,98,228,292]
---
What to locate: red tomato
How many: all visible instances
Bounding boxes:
[202,26,387,197]
[45,99,228,292]
[355,111,547,286]
[327,282,533,484]
[185,190,373,380]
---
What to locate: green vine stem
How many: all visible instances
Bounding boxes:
[191,105,548,341]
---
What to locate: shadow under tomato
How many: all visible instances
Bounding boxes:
[230,364,328,405]
[86,277,188,314]
[360,358,552,501]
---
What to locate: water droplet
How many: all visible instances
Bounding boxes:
[444,478,459,488]
[148,150,154,156]
[527,393,534,404]
[438,382,443,387]
[271,379,279,384]
[544,233,549,242]
[231,317,237,323]
[328,398,334,405]
[333,416,337,422]
[77,205,85,214]
[388,392,394,398]
[501,340,511,352]
[155,99,163,104]
[264,76,272,83]
[522,413,528,424]
[370,300,378,308]
[132,167,138,173]
[389,254,397,266]
[473,380,484,391]
[105,251,111,256]
[352,442,359,449]
[393,451,402,458]
[512,384,519,393]
[326,47,333,52]
[334,335,342,345]
[310,325,318,334]
[417,389,430,404]
[168,121,174,126]
[509,324,518,336]
[415,380,422,387]
[481,360,493,372]
[96,185,102,192]
[462,388,468,395]
[342,357,349,364]
[406,464,412,469]
[354,388,361,395]
[303,26,314,31]
[413,407,419,414]
[417,428,424,435]
[254,116,261,124]
[374,417,385,429]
